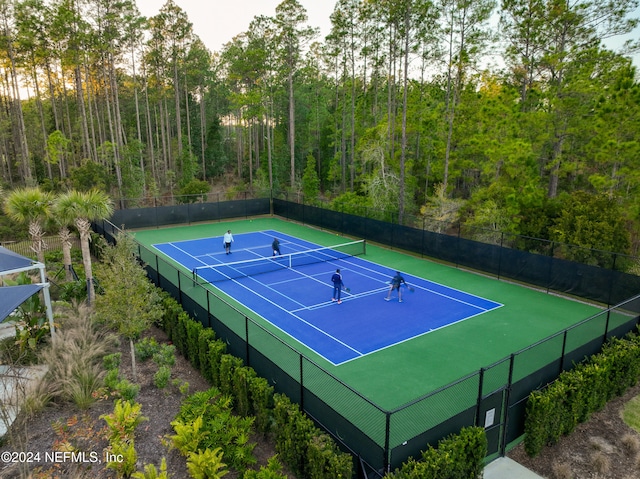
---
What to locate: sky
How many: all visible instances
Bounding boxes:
[135,0,335,53]
[135,0,639,65]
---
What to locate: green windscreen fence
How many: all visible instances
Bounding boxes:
[94,199,640,475]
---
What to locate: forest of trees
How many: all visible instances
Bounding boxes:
[1,0,640,259]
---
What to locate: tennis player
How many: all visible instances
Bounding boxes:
[331,269,344,304]
[385,271,407,302]
[223,229,233,254]
[272,238,282,256]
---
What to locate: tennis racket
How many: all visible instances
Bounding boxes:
[408,285,415,293]
[343,286,351,293]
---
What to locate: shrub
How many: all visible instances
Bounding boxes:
[115,379,141,401]
[105,439,138,478]
[185,319,203,369]
[219,354,244,397]
[242,456,287,479]
[154,365,172,389]
[58,280,87,303]
[198,328,217,382]
[186,447,228,479]
[306,433,353,479]
[524,330,640,457]
[160,293,183,340]
[171,387,256,471]
[135,337,161,361]
[132,457,169,479]
[273,394,314,477]
[101,399,148,443]
[383,426,486,479]
[103,352,122,370]
[207,340,227,387]
[248,375,274,434]
[153,344,176,368]
[233,366,257,417]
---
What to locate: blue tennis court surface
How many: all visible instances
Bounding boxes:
[153,230,502,365]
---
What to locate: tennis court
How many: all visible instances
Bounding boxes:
[153,230,502,365]
[135,218,603,411]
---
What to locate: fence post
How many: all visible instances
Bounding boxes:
[455,222,461,267]
[299,355,304,411]
[497,232,504,280]
[499,354,516,457]
[603,309,612,345]
[546,242,555,293]
[206,290,211,328]
[245,316,251,367]
[476,368,486,426]
[607,254,618,307]
[559,330,568,375]
[384,412,391,473]
[475,368,486,426]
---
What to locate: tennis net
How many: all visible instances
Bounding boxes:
[192,239,366,283]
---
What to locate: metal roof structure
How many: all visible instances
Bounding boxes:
[0,246,54,332]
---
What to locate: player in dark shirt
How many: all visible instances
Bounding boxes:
[385,271,407,302]
[272,238,281,256]
[331,269,344,304]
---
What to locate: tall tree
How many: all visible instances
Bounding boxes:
[0,0,32,182]
[274,0,318,189]
[396,0,439,222]
[440,0,496,194]
[501,0,640,198]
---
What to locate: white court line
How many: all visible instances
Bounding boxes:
[292,287,389,312]
[161,231,501,365]
[161,242,209,268]
[231,275,365,357]
[328,255,500,311]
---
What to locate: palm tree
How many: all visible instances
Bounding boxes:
[3,187,53,263]
[61,189,114,303]
[53,192,81,282]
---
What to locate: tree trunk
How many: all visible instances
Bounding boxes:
[29,222,46,264]
[130,337,137,380]
[60,226,74,282]
[76,218,95,303]
[288,72,296,188]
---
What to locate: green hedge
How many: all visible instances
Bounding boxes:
[273,394,353,479]
[524,331,640,456]
[158,290,490,478]
[383,426,487,479]
[158,292,352,478]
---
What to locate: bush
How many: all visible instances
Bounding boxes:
[248,375,274,434]
[272,394,315,477]
[155,298,351,478]
[198,328,217,382]
[154,365,172,389]
[171,387,257,471]
[219,354,244,397]
[135,337,161,361]
[383,426,486,479]
[153,344,176,368]
[207,340,227,388]
[184,319,203,369]
[103,352,122,371]
[524,330,640,457]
